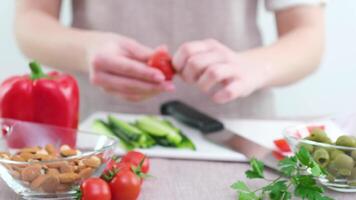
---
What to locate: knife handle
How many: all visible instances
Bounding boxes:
[160,101,224,133]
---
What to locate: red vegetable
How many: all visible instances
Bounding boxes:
[109,169,141,200]
[148,49,175,80]
[273,139,291,152]
[307,125,325,134]
[121,151,150,174]
[0,61,79,147]
[102,158,130,177]
[272,150,285,161]
[79,178,111,200]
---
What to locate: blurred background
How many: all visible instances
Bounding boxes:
[0,0,355,117]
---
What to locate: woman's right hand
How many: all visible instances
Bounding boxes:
[87,35,175,102]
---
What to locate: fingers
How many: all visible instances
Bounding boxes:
[91,71,175,95]
[196,64,233,92]
[93,54,165,83]
[104,88,157,102]
[173,39,219,72]
[182,50,226,83]
[123,39,154,61]
[212,80,250,104]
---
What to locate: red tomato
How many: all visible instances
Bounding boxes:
[148,49,175,80]
[103,159,131,177]
[110,170,141,200]
[273,139,291,152]
[80,178,111,200]
[307,125,325,134]
[121,151,150,174]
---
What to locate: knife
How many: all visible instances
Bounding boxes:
[161,100,279,170]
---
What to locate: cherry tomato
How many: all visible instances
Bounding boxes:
[109,170,141,200]
[80,178,111,200]
[273,139,291,152]
[148,49,175,80]
[103,159,131,177]
[121,151,150,174]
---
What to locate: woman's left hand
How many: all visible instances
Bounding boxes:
[173,39,269,104]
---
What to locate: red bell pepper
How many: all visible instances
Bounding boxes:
[0,61,79,128]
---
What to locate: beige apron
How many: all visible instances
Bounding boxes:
[71,0,276,119]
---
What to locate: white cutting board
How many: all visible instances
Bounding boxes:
[80,112,341,162]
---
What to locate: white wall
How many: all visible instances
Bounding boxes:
[1,1,355,117]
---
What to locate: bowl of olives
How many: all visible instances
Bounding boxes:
[284,124,356,192]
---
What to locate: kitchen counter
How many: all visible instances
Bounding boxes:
[1,158,354,200]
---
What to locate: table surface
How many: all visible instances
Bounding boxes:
[1,158,354,200]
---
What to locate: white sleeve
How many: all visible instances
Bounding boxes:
[265,0,327,11]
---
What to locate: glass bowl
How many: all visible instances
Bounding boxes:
[0,118,118,199]
[284,122,356,192]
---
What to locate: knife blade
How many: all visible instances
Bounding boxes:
[161,101,279,170]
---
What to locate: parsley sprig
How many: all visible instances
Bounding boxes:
[231,147,334,200]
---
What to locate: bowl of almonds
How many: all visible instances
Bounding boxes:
[0,119,118,199]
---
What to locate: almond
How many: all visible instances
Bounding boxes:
[59,163,74,173]
[37,149,49,155]
[21,164,42,182]
[9,169,20,179]
[20,147,40,154]
[47,168,59,175]
[32,154,54,161]
[45,144,57,155]
[41,174,60,193]
[0,152,10,159]
[78,167,93,179]
[19,152,35,161]
[31,174,59,193]
[46,161,68,169]
[60,149,77,157]
[55,184,71,192]
[11,155,25,162]
[82,156,101,168]
[58,173,79,184]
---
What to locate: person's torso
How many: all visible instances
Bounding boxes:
[71,0,276,119]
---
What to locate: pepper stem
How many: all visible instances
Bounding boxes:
[29,61,46,80]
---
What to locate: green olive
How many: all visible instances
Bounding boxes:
[327,163,339,177]
[329,149,345,160]
[351,150,356,160]
[335,135,356,147]
[329,154,354,176]
[308,129,332,144]
[298,143,314,153]
[349,167,356,180]
[312,148,329,167]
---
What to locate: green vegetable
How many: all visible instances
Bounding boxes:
[135,116,195,150]
[91,119,134,150]
[329,149,344,160]
[335,135,356,147]
[308,129,332,144]
[231,147,334,200]
[312,148,330,168]
[108,115,156,149]
[329,153,354,176]
[92,115,196,151]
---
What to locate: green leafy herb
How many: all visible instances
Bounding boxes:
[245,159,265,179]
[231,147,334,200]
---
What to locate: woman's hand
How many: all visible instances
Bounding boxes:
[173,39,269,104]
[88,35,175,102]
